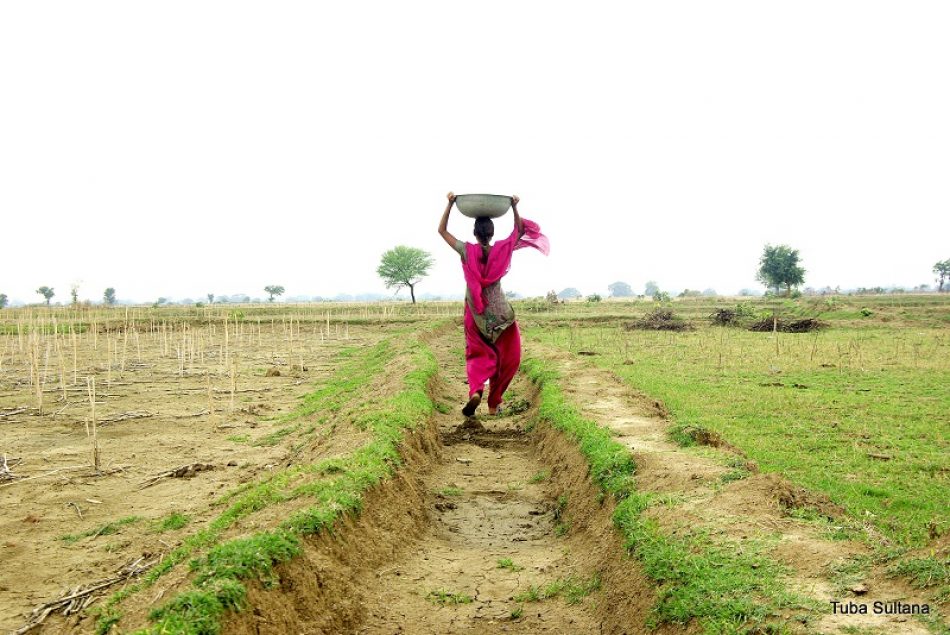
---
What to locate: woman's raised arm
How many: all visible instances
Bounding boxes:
[511,195,525,238]
[438,192,459,249]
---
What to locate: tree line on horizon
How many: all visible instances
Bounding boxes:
[371,244,949,304]
[2,250,948,309]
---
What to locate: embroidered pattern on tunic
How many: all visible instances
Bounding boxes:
[455,240,515,343]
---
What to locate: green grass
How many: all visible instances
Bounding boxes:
[252,424,298,447]
[438,486,463,497]
[127,336,437,634]
[523,357,814,634]
[226,435,250,444]
[426,589,474,605]
[154,512,191,533]
[60,516,142,543]
[530,324,949,549]
[497,557,524,572]
[528,469,549,483]
[889,555,950,600]
[827,555,872,595]
[528,319,949,600]
[514,574,601,604]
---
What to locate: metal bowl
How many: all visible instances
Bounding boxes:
[455,194,512,219]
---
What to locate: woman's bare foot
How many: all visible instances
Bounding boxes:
[488,406,498,415]
[462,391,482,417]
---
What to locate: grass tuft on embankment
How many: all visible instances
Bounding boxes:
[523,358,813,634]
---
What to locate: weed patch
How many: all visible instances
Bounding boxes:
[426,589,473,605]
[61,516,141,543]
[154,512,190,533]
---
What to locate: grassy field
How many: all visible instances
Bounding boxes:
[524,294,949,604]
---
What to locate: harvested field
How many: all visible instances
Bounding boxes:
[0,309,385,633]
[1,296,947,635]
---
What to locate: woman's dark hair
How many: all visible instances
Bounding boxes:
[473,217,494,245]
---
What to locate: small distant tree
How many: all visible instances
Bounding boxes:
[934,259,950,292]
[653,290,671,303]
[545,290,559,304]
[207,293,215,304]
[558,288,582,301]
[587,293,602,303]
[608,281,633,298]
[644,281,659,297]
[103,288,117,306]
[756,244,805,296]
[376,246,433,304]
[702,288,717,297]
[36,286,54,306]
[0,294,8,309]
[264,285,285,302]
[70,283,81,305]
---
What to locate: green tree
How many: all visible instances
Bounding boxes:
[70,283,80,305]
[608,281,633,297]
[643,281,659,296]
[0,294,8,309]
[933,259,950,292]
[756,244,805,296]
[36,286,55,306]
[207,293,215,304]
[264,285,285,302]
[376,246,433,304]
[103,288,117,306]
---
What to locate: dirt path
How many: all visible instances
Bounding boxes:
[356,333,604,634]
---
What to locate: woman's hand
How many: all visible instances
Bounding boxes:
[511,195,524,237]
[439,192,458,246]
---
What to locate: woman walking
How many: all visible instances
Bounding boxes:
[438,192,549,416]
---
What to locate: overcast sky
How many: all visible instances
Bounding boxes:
[1,1,948,303]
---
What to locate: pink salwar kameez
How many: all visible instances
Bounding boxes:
[457,219,549,409]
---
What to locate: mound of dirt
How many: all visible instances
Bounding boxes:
[678,424,728,447]
[624,308,693,331]
[748,317,826,333]
[762,473,844,519]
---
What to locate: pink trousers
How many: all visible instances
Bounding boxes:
[464,309,521,408]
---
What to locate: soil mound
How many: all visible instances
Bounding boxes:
[761,473,844,519]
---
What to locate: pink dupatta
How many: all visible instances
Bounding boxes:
[462,218,550,314]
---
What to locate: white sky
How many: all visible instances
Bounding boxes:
[1,1,948,303]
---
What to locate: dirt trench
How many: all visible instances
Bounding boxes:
[213,327,658,635]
